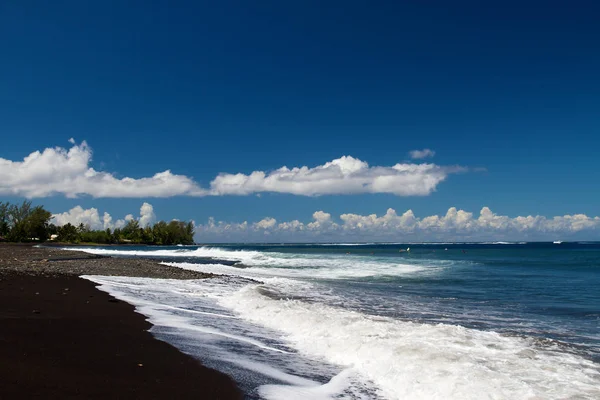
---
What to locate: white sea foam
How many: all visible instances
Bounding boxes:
[259,368,371,400]
[84,274,600,400]
[62,246,264,261]
[68,246,442,279]
[480,241,525,245]
[83,275,372,398]
[313,243,377,246]
[162,260,429,280]
[220,283,600,400]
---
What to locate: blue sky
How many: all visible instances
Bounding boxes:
[1,1,600,240]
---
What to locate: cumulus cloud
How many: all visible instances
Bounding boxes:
[52,206,106,230]
[195,207,600,241]
[0,141,464,198]
[210,155,464,197]
[278,219,304,231]
[254,217,277,230]
[139,202,156,227]
[308,211,336,230]
[0,140,206,198]
[409,149,436,159]
[51,203,157,230]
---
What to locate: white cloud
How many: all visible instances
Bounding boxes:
[210,155,463,197]
[0,140,206,198]
[340,208,419,232]
[254,217,277,230]
[139,202,156,227]
[278,220,304,231]
[52,206,128,231]
[49,201,600,242]
[52,206,103,230]
[409,149,436,159]
[313,211,332,223]
[308,211,336,230]
[51,203,158,230]
[102,211,113,230]
[0,141,463,198]
[195,207,600,241]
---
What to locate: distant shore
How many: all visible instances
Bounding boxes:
[0,243,242,399]
[41,241,152,247]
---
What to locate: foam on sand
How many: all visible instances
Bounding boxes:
[83,275,376,398]
[84,273,600,400]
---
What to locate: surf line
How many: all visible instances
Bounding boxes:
[155,304,241,319]
[173,324,293,354]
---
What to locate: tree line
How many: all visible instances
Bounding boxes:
[0,201,195,245]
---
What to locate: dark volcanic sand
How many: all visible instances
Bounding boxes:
[0,245,242,399]
[0,243,215,279]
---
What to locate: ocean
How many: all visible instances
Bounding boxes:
[69,242,599,399]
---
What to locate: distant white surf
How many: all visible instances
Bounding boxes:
[62,246,265,261]
[66,246,446,279]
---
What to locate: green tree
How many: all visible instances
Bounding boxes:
[122,219,141,242]
[142,226,154,244]
[185,221,195,244]
[8,201,33,225]
[0,202,9,236]
[5,201,52,242]
[159,220,195,245]
[113,228,122,243]
[6,222,27,242]
[0,200,196,245]
[152,221,168,245]
[47,223,58,236]
[57,223,80,242]
[25,206,53,241]
[105,228,113,243]
[77,223,90,234]
[6,201,30,241]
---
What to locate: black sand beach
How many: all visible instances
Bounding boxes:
[0,244,242,399]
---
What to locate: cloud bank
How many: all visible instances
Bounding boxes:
[50,203,600,241]
[1,141,463,198]
[52,202,155,230]
[195,207,600,242]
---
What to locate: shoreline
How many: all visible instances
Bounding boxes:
[0,243,216,279]
[0,244,242,399]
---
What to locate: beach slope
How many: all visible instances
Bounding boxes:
[0,245,242,399]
